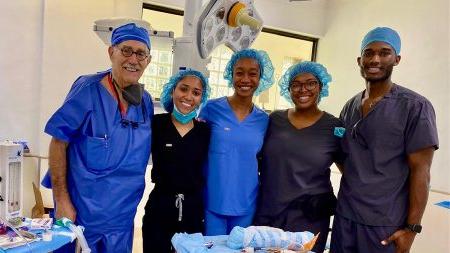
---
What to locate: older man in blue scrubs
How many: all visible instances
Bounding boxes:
[330,27,439,253]
[45,23,153,252]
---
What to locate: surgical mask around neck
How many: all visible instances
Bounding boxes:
[111,75,143,106]
[172,105,198,124]
[121,84,143,106]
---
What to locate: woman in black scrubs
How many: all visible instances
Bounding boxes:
[142,69,210,252]
[254,62,344,253]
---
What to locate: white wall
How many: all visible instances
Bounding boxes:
[0,0,45,218]
[0,1,44,154]
[317,0,450,193]
[255,0,328,37]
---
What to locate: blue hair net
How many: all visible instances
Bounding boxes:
[361,27,401,55]
[278,61,332,104]
[111,23,151,49]
[160,69,211,113]
[223,49,274,96]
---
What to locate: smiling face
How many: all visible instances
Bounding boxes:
[108,40,151,88]
[358,41,401,83]
[172,76,204,114]
[289,73,321,110]
[232,58,261,98]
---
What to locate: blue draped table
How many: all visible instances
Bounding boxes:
[1,227,73,253]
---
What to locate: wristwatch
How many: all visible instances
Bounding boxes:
[405,224,422,233]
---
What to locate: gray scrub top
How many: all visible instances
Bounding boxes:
[337,84,439,226]
[257,110,343,216]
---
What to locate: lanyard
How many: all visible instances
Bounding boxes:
[107,73,126,115]
[175,194,184,221]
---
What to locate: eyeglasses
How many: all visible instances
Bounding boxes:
[119,100,147,129]
[350,118,368,149]
[116,46,149,61]
[290,80,319,92]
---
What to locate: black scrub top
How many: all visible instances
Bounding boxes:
[151,113,210,194]
[258,110,343,216]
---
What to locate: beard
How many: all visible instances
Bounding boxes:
[360,64,394,83]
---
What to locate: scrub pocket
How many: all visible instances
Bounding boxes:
[85,135,110,172]
[375,124,404,149]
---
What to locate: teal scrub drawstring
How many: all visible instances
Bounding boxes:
[175,194,185,221]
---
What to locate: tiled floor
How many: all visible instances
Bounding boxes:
[132,168,449,253]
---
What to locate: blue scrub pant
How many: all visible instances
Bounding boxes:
[330,214,400,253]
[54,227,134,253]
[205,209,255,236]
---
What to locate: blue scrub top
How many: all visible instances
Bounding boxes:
[199,97,269,216]
[45,70,153,232]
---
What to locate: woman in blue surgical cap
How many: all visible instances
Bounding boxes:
[142,69,211,252]
[254,61,344,253]
[199,48,274,236]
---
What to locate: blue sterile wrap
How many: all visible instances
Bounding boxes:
[223,48,274,96]
[171,233,208,253]
[227,226,315,251]
[278,61,332,103]
[172,233,235,253]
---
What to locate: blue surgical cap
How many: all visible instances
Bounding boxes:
[223,49,274,96]
[160,69,211,113]
[111,23,151,50]
[279,61,332,104]
[361,27,401,55]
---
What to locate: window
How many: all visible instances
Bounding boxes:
[142,4,316,111]
[141,7,183,99]
[251,31,314,110]
[142,50,173,96]
[208,46,233,98]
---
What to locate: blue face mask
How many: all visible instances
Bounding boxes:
[172,105,198,124]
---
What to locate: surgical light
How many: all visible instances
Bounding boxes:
[195,0,263,59]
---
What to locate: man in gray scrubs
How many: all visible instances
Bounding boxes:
[330,27,439,253]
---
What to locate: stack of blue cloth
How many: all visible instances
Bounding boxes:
[172,226,315,253]
[0,226,74,253]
